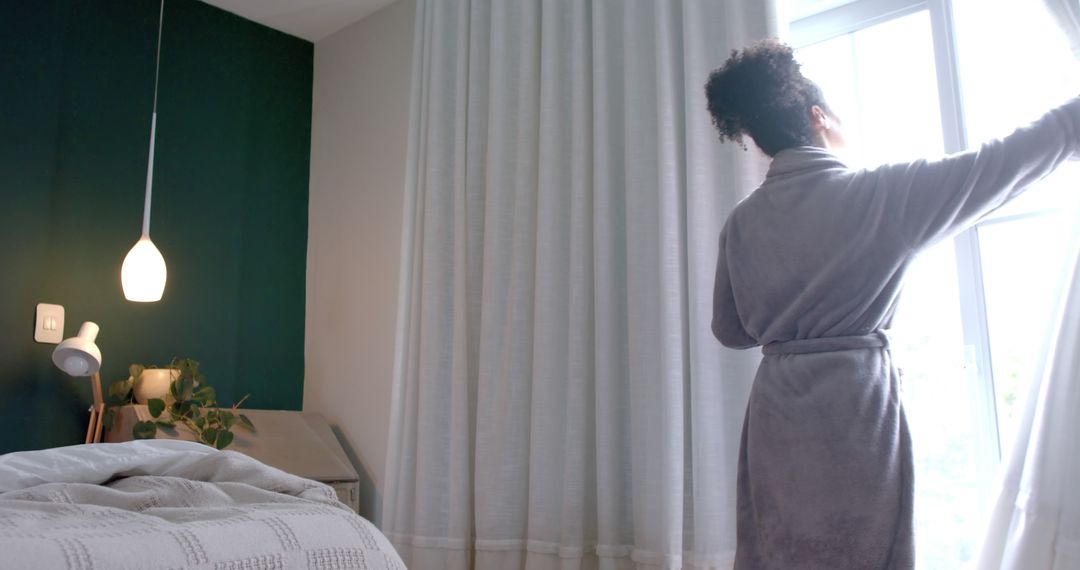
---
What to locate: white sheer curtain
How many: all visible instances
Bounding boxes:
[1043,0,1080,57]
[381,1,775,568]
[974,256,1080,569]
[975,2,1080,568]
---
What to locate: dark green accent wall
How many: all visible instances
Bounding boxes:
[0,0,313,453]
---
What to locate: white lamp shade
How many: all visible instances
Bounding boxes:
[52,321,102,377]
[122,236,167,302]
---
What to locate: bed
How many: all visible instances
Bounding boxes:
[0,439,406,570]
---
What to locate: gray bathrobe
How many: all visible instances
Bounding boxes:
[713,97,1080,569]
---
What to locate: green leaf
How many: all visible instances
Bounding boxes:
[132,421,157,440]
[201,428,218,446]
[237,414,255,432]
[169,378,181,400]
[128,364,145,382]
[194,416,206,429]
[215,430,234,450]
[108,378,134,401]
[147,398,166,418]
[178,376,195,401]
[221,412,236,430]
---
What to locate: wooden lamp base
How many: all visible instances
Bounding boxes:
[84,372,104,444]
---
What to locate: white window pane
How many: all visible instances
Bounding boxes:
[890,245,984,570]
[977,213,1079,455]
[952,0,1080,452]
[798,10,944,168]
[952,0,1080,144]
[952,0,1080,220]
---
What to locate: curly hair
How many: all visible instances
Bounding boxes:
[704,39,832,157]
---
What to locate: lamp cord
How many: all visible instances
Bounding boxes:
[142,0,165,238]
[152,0,163,116]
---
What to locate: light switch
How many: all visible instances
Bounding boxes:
[34,303,65,344]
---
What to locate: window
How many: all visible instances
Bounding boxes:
[789,0,1080,567]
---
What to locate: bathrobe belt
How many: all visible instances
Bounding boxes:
[762,331,890,355]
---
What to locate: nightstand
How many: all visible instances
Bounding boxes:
[104,406,361,513]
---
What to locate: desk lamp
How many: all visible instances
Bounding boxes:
[52,322,105,444]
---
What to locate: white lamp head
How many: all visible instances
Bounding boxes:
[122,237,167,302]
[52,321,102,377]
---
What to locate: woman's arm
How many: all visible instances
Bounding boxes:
[873,96,1080,249]
[712,228,758,348]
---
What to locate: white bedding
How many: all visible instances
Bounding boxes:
[0,440,405,570]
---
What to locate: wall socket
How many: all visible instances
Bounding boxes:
[34,303,65,344]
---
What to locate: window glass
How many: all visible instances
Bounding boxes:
[951,0,1080,452]
[977,215,1078,455]
[797,10,944,167]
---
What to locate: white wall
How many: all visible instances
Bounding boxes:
[304,0,415,524]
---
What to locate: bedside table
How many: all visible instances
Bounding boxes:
[104,406,361,513]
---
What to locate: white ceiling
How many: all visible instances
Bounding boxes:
[201,0,853,44]
[199,0,398,42]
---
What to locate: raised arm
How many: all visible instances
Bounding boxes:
[872,96,1080,249]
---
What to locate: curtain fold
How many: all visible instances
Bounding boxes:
[976,2,1080,568]
[974,240,1080,570]
[1043,0,1080,57]
[384,1,775,568]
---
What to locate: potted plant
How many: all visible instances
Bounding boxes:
[104,358,254,450]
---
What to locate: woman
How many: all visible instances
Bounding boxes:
[705,39,1080,569]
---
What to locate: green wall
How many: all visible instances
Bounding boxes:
[0,0,313,453]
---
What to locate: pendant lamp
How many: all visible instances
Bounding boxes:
[122,0,168,302]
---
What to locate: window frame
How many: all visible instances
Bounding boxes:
[788,0,1003,478]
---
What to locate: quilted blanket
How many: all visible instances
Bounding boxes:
[0,440,405,570]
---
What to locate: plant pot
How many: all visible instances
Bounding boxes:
[133,368,178,404]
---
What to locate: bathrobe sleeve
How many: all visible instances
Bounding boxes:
[872,96,1080,248]
[712,227,758,348]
